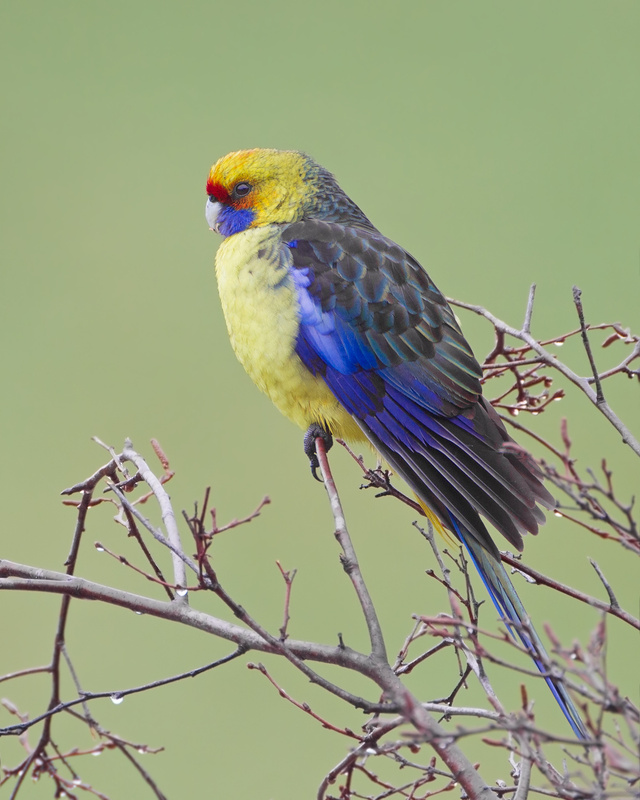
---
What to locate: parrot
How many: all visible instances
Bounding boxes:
[204,148,587,739]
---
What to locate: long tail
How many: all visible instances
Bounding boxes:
[361,413,588,740]
[449,512,587,739]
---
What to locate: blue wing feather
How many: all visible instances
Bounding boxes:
[285,219,586,739]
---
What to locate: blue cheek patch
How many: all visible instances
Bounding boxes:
[218,206,256,236]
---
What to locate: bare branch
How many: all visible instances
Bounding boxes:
[448,292,640,456]
[573,286,605,405]
[121,440,188,593]
[500,554,638,630]
[316,435,388,662]
[3,286,638,798]
[0,559,386,706]
[522,283,536,335]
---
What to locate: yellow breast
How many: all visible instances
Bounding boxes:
[214,226,365,442]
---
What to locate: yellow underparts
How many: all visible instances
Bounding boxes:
[215,225,365,443]
[215,225,452,544]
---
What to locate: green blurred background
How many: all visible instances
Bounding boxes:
[1,1,638,797]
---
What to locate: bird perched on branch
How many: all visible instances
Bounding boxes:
[205,148,587,739]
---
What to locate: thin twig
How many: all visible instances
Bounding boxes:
[589,559,620,611]
[522,284,536,335]
[448,292,640,456]
[315,435,388,663]
[121,440,188,595]
[500,554,637,630]
[573,286,605,405]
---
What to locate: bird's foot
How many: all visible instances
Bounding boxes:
[303,423,333,482]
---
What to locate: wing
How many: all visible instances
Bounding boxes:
[279,220,586,738]
[285,219,481,416]
[281,219,553,552]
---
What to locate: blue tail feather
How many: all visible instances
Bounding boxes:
[448,513,588,739]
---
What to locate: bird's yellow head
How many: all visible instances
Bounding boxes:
[205,148,373,237]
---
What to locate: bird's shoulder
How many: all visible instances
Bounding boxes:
[279,219,455,334]
[278,219,483,414]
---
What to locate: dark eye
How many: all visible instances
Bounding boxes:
[234,182,252,197]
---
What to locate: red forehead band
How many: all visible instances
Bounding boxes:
[206,179,229,203]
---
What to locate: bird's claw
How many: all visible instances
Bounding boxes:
[303,424,333,482]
